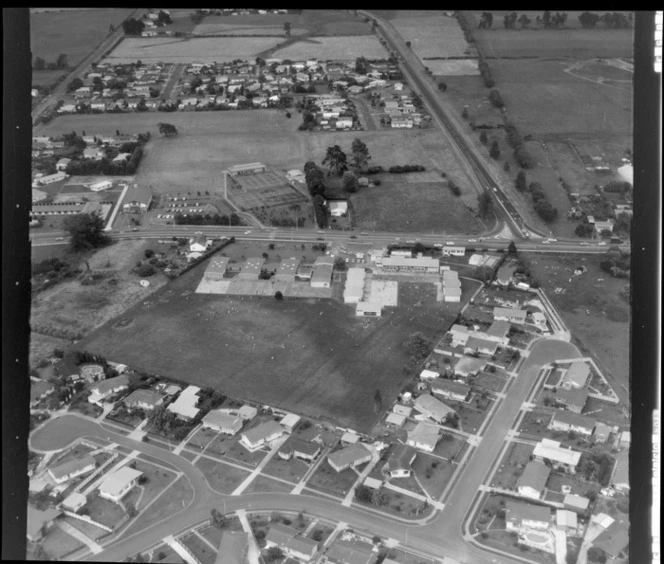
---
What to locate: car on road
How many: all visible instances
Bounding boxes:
[317,230,325,234]
[131,228,139,232]
[350,235,357,239]
[580,242,590,246]
[55,237,64,241]
[360,231,368,235]
[244,230,252,235]
[446,241,454,245]
[549,238,558,242]
[598,241,607,246]
[468,239,477,242]
[542,240,550,244]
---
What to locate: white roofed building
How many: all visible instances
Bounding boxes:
[167,385,201,420]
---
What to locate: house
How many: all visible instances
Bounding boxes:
[326,540,374,564]
[449,324,470,346]
[356,302,382,317]
[278,437,321,462]
[391,115,413,128]
[33,171,68,186]
[516,461,551,500]
[336,117,353,129]
[592,519,629,561]
[56,158,71,172]
[531,311,548,330]
[83,147,104,160]
[495,265,516,287]
[202,411,244,435]
[189,233,212,253]
[275,258,301,282]
[419,369,440,381]
[430,379,470,402]
[548,411,596,436]
[30,379,55,408]
[123,389,163,411]
[227,162,267,176]
[483,320,511,345]
[564,493,590,514]
[238,257,265,281]
[26,507,62,542]
[122,184,153,213]
[89,180,113,192]
[238,404,258,421]
[464,336,499,357]
[99,466,142,502]
[48,454,96,484]
[393,404,413,418]
[216,531,249,564]
[493,307,528,324]
[167,385,201,420]
[327,443,372,472]
[344,268,366,304]
[413,394,455,423]
[594,219,614,236]
[311,257,334,288]
[556,509,578,533]
[387,444,417,478]
[265,523,297,549]
[441,246,465,257]
[61,492,87,512]
[593,422,614,444]
[385,412,406,427]
[533,439,581,473]
[32,188,48,203]
[560,361,590,389]
[280,413,301,432]
[88,374,130,405]
[285,536,319,561]
[554,388,589,414]
[611,451,629,492]
[240,421,285,452]
[329,200,348,217]
[505,500,551,532]
[286,169,306,184]
[407,421,440,453]
[113,152,131,163]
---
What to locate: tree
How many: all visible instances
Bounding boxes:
[507,241,518,256]
[56,53,68,69]
[210,508,227,529]
[587,547,607,563]
[355,484,373,503]
[66,77,84,93]
[438,82,447,91]
[578,12,600,28]
[480,131,488,145]
[374,389,383,413]
[157,10,172,25]
[33,56,46,70]
[157,123,178,137]
[333,257,347,271]
[461,107,469,119]
[322,145,348,176]
[406,41,412,47]
[404,332,433,362]
[350,138,371,171]
[515,171,527,192]
[63,213,111,251]
[477,191,494,219]
[284,21,292,36]
[518,14,531,28]
[274,291,284,301]
[265,547,284,562]
[342,170,359,193]
[489,140,501,159]
[122,18,145,35]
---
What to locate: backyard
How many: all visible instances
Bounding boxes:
[40,524,85,560]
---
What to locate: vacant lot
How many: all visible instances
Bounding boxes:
[273,35,388,61]
[412,453,457,499]
[490,441,534,489]
[30,8,135,85]
[74,246,463,432]
[104,36,285,64]
[391,12,475,60]
[351,181,488,234]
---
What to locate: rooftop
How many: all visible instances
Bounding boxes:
[506,499,551,524]
[494,306,527,320]
[561,361,591,388]
[167,385,201,419]
[533,439,581,467]
[49,454,96,481]
[265,523,297,546]
[99,466,142,498]
[241,421,284,445]
[388,444,417,472]
[517,460,551,493]
[414,394,456,420]
[593,519,629,558]
[486,319,511,339]
[551,410,596,430]
[90,374,129,396]
[123,388,162,407]
[430,378,470,397]
[328,443,371,469]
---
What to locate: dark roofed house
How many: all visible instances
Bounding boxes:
[326,540,374,564]
[484,319,511,344]
[265,523,297,549]
[554,388,589,414]
[548,410,596,435]
[516,460,551,500]
[26,506,62,542]
[48,454,96,484]
[122,184,153,213]
[123,388,163,411]
[592,519,629,560]
[496,265,516,287]
[327,443,372,472]
[285,535,319,561]
[430,378,470,402]
[278,436,321,462]
[505,500,551,532]
[387,444,417,478]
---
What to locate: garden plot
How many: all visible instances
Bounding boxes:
[272,35,389,61]
[104,36,285,64]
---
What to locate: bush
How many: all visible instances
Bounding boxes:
[489,89,505,108]
[144,249,154,258]
[135,264,156,277]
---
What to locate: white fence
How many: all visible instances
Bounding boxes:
[61,509,113,533]
[74,453,119,493]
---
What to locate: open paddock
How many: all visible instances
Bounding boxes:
[103,36,285,64]
[390,12,473,59]
[242,474,294,495]
[426,59,480,76]
[194,23,307,36]
[273,35,389,61]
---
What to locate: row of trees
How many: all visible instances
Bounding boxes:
[504,122,534,168]
[173,212,242,226]
[579,12,632,29]
[515,172,558,222]
[33,53,68,71]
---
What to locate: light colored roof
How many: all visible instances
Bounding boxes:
[285,535,319,554]
[556,509,578,528]
[562,361,590,387]
[593,519,629,558]
[265,523,297,546]
[408,421,439,448]
[311,263,333,284]
[388,444,416,472]
[494,307,527,320]
[381,256,439,268]
[242,421,284,445]
[202,410,242,430]
[593,422,613,438]
[419,369,440,380]
[392,404,412,417]
[281,436,320,457]
[227,162,266,173]
[326,540,373,564]
[534,439,581,467]
[167,385,201,419]
[90,374,129,395]
[444,287,462,297]
[62,492,87,510]
[363,476,383,489]
[99,466,142,498]
[26,507,62,539]
[430,378,470,397]
[356,302,382,314]
[276,258,301,277]
[123,388,162,407]
[49,454,96,481]
[414,394,455,421]
[450,324,469,334]
[238,404,258,419]
[328,443,371,469]
[554,388,589,409]
[385,412,406,426]
[207,256,230,274]
[564,493,590,510]
[612,451,629,486]
[280,413,301,428]
[551,410,596,431]
[517,461,550,493]
[28,479,49,493]
[506,500,551,524]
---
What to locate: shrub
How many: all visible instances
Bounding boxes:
[144,249,154,258]
[489,89,505,108]
[135,264,156,277]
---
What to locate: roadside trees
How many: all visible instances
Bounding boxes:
[63,212,111,251]
[477,191,494,219]
[350,138,371,171]
[515,171,527,192]
[343,170,359,193]
[490,140,501,159]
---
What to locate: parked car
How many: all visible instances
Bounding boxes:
[244,230,252,235]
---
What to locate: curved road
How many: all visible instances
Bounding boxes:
[30,338,580,563]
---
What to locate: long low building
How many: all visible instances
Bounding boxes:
[413,394,455,423]
[275,257,301,282]
[327,443,372,472]
[380,256,439,273]
[356,301,382,317]
[533,439,581,473]
[343,267,365,303]
[205,256,230,281]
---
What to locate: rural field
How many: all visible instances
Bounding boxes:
[75,255,464,432]
[104,36,285,64]
[30,8,135,84]
[272,35,388,61]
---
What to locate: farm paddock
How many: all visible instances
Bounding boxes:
[74,254,464,433]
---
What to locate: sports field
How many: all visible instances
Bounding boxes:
[75,259,464,432]
[104,36,285,64]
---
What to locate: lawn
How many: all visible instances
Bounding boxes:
[206,432,269,468]
[517,410,553,438]
[74,253,463,433]
[262,455,310,483]
[40,524,86,560]
[30,414,94,451]
[412,452,457,499]
[490,441,535,489]
[445,398,494,434]
[80,494,127,529]
[356,488,432,519]
[477,529,556,564]
[306,461,361,498]
[472,371,508,394]
[179,531,217,564]
[61,515,108,542]
[30,243,69,264]
[195,457,251,494]
[242,474,294,494]
[350,181,489,234]
[30,8,135,85]
[186,427,219,451]
[124,460,178,511]
[432,433,466,460]
[546,471,600,497]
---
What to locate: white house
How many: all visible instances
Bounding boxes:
[189,233,212,253]
[430,379,470,402]
[89,180,113,192]
[533,439,581,474]
[327,443,372,472]
[61,492,87,513]
[99,466,143,502]
[413,394,455,423]
[280,413,301,432]
[493,307,528,324]
[336,117,353,129]
[548,411,596,436]
[407,421,439,453]
[516,461,551,500]
[88,375,130,405]
[56,158,71,172]
[505,500,551,532]
[387,444,417,478]
[240,421,285,452]
[167,386,201,420]
[202,411,243,435]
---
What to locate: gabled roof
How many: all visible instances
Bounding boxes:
[265,523,297,546]
[494,307,527,320]
[561,361,590,388]
[90,374,129,395]
[285,535,318,555]
[554,388,589,410]
[533,439,581,467]
[48,454,96,481]
[326,540,374,564]
[26,506,62,538]
[388,444,416,472]
[465,336,499,354]
[202,410,242,430]
[486,320,511,339]
[505,500,551,524]
[328,443,371,469]
[99,466,142,498]
[407,421,439,448]
[593,519,629,558]
[430,378,470,398]
[517,460,550,493]
[564,493,590,511]
[123,388,162,407]
[550,410,596,431]
[413,394,455,421]
[241,421,284,445]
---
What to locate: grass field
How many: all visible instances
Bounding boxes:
[273,35,388,61]
[40,524,85,560]
[262,455,310,483]
[180,532,217,564]
[196,457,251,494]
[412,453,457,499]
[307,461,360,498]
[242,474,294,494]
[490,441,534,489]
[390,12,474,60]
[75,257,463,432]
[30,8,135,85]
[105,36,285,64]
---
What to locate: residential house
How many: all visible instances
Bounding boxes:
[560,361,590,390]
[216,531,249,564]
[99,466,142,502]
[202,411,244,435]
[329,200,348,217]
[340,432,360,444]
[413,394,455,423]
[113,152,131,163]
[593,422,614,444]
[531,311,548,330]
[285,536,319,561]
[407,421,440,453]
[556,509,578,533]
[493,307,528,324]
[592,519,629,561]
[505,500,551,532]
[385,412,406,427]
[495,265,516,287]
[48,454,96,484]
[61,492,88,513]
[240,421,285,452]
[122,184,153,213]
[189,233,212,253]
[238,404,258,420]
[33,171,68,186]
[286,169,306,184]
[311,256,334,288]
[464,336,499,357]
[336,117,353,129]
[564,493,590,514]
[26,507,62,542]
[419,369,440,381]
[387,444,417,478]
[594,219,615,236]
[326,540,374,564]
[88,374,130,405]
[327,443,372,472]
[430,379,470,402]
[280,413,301,432]
[533,439,581,474]
[56,158,71,172]
[166,385,201,421]
[516,461,551,500]
[548,411,596,436]
[449,324,470,347]
[83,147,104,160]
[483,320,511,345]
[391,115,413,128]
[30,379,55,408]
[554,388,589,414]
[89,180,113,192]
[277,437,321,463]
[123,388,164,411]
